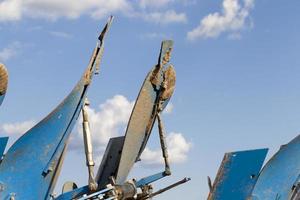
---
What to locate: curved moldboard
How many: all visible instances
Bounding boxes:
[251,135,300,200]
[115,40,175,184]
[0,17,113,200]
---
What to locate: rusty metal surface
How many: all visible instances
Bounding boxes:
[0,64,8,95]
[0,64,8,106]
[161,65,176,101]
[251,135,300,200]
[137,41,175,162]
[208,149,268,200]
[115,41,175,185]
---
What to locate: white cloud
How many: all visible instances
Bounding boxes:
[0,41,22,62]
[187,0,255,40]
[69,95,134,152]
[139,0,196,8]
[141,132,192,166]
[1,120,36,135]
[143,10,187,24]
[0,0,187,25]
[0,0,22,21]
[0,0,132,21]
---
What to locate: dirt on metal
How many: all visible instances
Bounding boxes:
[162,47,172,65]
[0,64,8,95]
[161,65,176,100]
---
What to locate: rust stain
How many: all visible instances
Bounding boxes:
[0,64,8,95]
[161,65,176,100]
[84,68,92,85]
[150,65,162,87]
[162,47,172,65]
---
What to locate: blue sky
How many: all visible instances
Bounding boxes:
[1,0,300,199]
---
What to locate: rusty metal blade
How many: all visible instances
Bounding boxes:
[208,149,268,200]
[115,40,175,184]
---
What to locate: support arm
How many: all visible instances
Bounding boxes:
[82,98,98,191]
[156,112,171,176]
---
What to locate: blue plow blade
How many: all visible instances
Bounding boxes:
[251,134,300,200]
[208,148,268,200]
[0,17,113,200]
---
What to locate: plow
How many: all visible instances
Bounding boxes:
[0,17,300,200]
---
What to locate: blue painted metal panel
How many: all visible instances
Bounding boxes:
[0,61,95,200]
[208,149,268,200]
[0,95,5,107]
[0,18,113,200]
[251,135,300,200]
[136,172,165,188]
[0,137,8,158]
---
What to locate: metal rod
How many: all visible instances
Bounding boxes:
[82,98,98,191]
[157,112,171,175]
[139,178,191,200]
